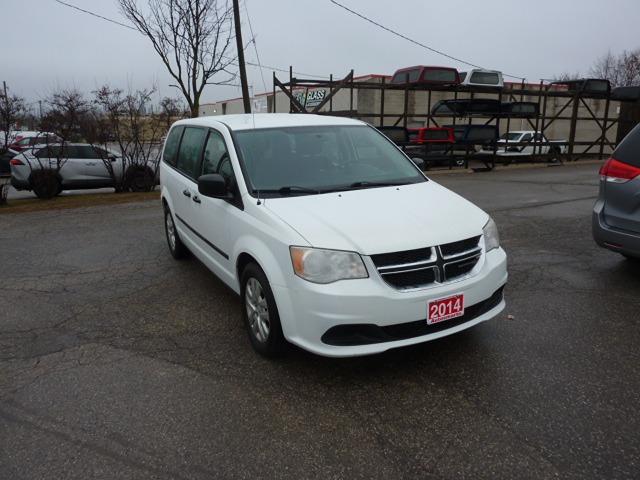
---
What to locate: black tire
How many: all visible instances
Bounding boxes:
[622,253,640,263]
[126,165,156,192]
[240,262,286,357]
[31,171,61,199]
[164,205,187,259]
[548,146,561,163]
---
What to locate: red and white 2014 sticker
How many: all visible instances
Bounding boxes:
[427,294,464,325]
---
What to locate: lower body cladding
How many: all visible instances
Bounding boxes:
[593,200,640,258]
[272,248,508,357]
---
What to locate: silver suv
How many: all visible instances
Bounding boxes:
[593,124,640,260]
[10,143,123,197]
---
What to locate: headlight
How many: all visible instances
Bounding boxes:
[290,246,368,284]
[483,217,500,252]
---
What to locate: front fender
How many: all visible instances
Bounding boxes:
[232,235,292,292]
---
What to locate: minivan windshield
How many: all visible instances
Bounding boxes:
[233,125,425,196]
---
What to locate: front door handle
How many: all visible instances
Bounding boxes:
[182,189,191,198]
[192,195,201,204]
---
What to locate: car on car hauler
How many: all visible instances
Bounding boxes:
[160,114,508,357]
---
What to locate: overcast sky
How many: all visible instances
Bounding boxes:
[2,0,639,108]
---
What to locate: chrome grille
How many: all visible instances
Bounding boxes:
[371,236,482,290]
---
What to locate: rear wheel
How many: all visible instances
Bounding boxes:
[241,262,286,357]
[622,253,640,262]
[31,171,61,199]
[164,205,187,259]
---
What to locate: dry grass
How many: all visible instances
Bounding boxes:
[0,190,160,214]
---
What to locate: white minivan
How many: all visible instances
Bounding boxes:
[160,114,507,357]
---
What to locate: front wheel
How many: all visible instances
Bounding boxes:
[241,263,286,357]
[164,206,187,259]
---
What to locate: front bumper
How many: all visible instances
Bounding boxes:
[593,199,640,258]
[273,247,508,357]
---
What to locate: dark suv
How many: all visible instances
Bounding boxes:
[593,123,640,260]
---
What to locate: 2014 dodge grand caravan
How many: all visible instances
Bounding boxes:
[160,114,508,357]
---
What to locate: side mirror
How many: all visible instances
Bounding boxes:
[198,173,230,198]
[411,157,426,170]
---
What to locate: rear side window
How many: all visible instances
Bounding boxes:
[422,69,457,83]
[176,127,207,179]
[391,69,420,84]
[36,146,59,158]
[76,145,100,159]
[470,72,499,85]
[614,124,640,167]
[163,126,184,167]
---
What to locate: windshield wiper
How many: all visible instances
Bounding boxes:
[348,180,410,189]
[255,186,322,196]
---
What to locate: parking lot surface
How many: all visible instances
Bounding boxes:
[1,163,638,479]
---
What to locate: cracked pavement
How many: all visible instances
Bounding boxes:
[1,163,639,479]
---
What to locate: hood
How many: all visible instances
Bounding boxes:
[265,181,488,255]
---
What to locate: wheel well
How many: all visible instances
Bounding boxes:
[236,252,259,282]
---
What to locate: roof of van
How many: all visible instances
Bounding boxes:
[174,113,366,131]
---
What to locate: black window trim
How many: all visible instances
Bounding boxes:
[164,123,244,210]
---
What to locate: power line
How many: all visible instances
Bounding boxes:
[244,1,268,93]
[328,0,526,80]
[53,0,137,31]
[52,0,328,81]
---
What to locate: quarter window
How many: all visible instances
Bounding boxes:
[163,126,184,167]
[176,127,206,179]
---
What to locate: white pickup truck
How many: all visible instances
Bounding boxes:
[487,131,568,157]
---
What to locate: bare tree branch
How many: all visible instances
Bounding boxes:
[118,0,237,117]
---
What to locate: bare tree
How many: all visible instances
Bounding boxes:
[91,85,164,192]
[553,72,582,83]
[25,89,92,198]
[590,49,640,87]
[118,0,237,117]
[158,96,188,129]
[0,84,27,151]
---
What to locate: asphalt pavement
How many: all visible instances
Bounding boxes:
[1,162,638,479]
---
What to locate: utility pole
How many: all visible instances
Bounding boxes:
[232,0,251,114]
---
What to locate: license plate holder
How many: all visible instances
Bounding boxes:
[427,294,465,325]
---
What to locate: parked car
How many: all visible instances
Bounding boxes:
[593,123,640,260]
[10,143,123,197]
[486,131,567,158]
[391,66,460,86]
[460,69,504,88]
[160,114,508,357]
[8,132,61,152]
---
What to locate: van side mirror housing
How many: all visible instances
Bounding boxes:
[198,173,230,198]
[411,157,426,170]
